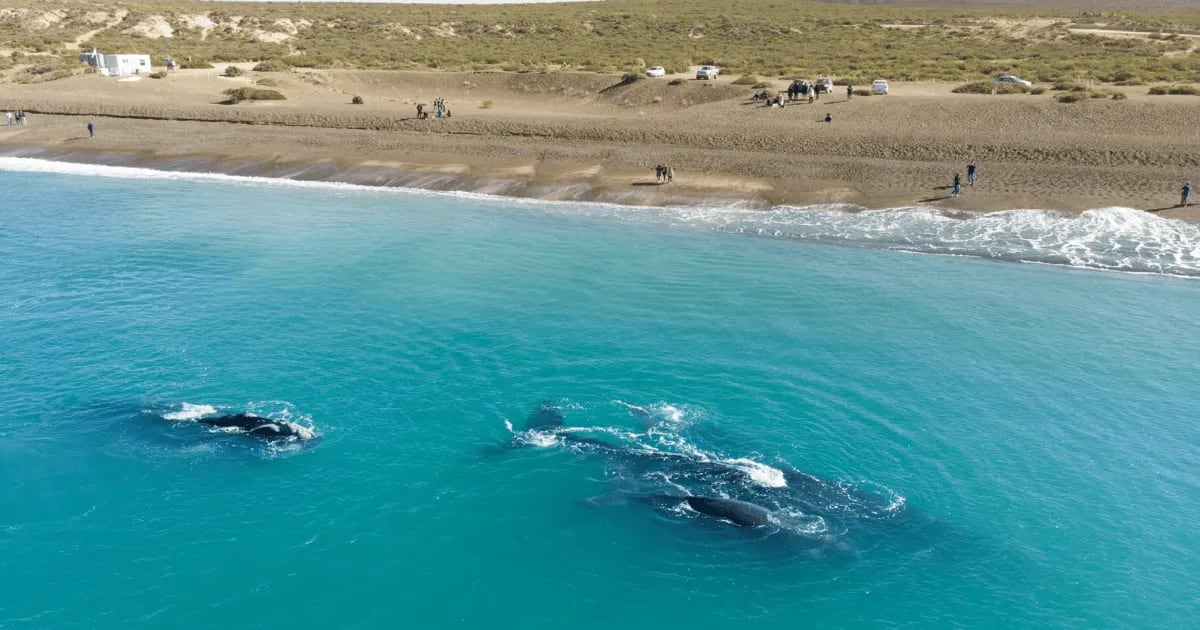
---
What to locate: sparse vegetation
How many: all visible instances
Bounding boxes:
[256,78,277,87]
[668,78,685,86]
[1149,84,1200,95]
[480,100,494,109]
[222,87,286,104]
[223,65,244,78]
[732,75,760,86]
[148,70,167,79]
[351,95,363,104]
[952,81,1028,95]
[0,0,1199,84]
[176,58,213,70]
[852,88,871,97]
[252,59,292,73]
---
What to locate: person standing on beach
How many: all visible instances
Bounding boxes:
[4,112,10,126]
[666,166,674,183]
[87,121,94,138]
[847,85,853,100]
[967,161,977,186]
[952,173,962,197]
[1182,181,1191,207]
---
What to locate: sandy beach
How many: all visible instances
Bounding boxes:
[3,67,1200,218]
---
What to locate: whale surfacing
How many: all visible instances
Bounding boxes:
[195,413,316,441]
[685,496,776,528]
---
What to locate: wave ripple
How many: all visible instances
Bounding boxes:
[663,205,1200,277]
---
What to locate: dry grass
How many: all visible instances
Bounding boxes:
[1,0,1199,85]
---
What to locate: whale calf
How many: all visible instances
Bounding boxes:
[195,414,316,441]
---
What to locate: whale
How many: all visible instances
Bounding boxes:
[512,401,903,533]
[685,495,776,527]
[195,414,317,441]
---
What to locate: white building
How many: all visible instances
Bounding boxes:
[80,49,152,77]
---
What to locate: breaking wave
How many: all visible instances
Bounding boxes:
[8,157,1190,276]
[648,204,1200,277]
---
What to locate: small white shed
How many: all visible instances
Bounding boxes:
[100,54,152,77]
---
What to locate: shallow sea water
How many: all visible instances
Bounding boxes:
[1,161,1199,627]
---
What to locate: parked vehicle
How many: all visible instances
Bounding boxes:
[696,65,720,80]
[871,79,890,95]
[645,66,666,78]
[996,75,1032,88]
[817,77,834,93]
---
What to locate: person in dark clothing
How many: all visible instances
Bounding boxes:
[847,85,853,100]
[87,121,94,138]
[967,161,977,186]
[1182,181,1192,207]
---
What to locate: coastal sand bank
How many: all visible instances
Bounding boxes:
[2,70,1199,217]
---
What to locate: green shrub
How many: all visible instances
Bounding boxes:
[223,65,244,77]
[1111,92,1128,100]
[1148,85,1200,95]
[1056,93,1084,103]
[177,58,213,70]
[1030,87,1046,95]
[1051,81,1087,92]
[667,78,685,86]
[752,81,771,88]
[480,100,494,108]
[952,81,1027,95]
[222,87,286,103]
[148,70,167,79]
[852,88,872,97]
[351,95,364,104]
[732,75,760,85]
[252,59,292,72]
[256,78,278,87]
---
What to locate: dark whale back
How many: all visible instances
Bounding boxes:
[525,401,565,431]
[197,414,264,430]
[196,414,311,440]
[686,496,774,527]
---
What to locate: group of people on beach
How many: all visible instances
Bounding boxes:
[655,164,675,184]
[415,98,451,120]
[753,81,856,109]
[4,111,28,126]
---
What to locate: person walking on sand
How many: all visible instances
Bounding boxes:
[1182,181,1191,207]
[967,161,977,186]
[666,166,674,183]
[847,85,853,100]
[952,173,962,197]
[87,121,94,138]
[4,112,10,126]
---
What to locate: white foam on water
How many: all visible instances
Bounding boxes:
[9,156,1194,276]
[721,457,788,488]
[656,204,1200,277]
[161,402,217,421]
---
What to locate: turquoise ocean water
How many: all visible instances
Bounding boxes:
[2,158,1199,627]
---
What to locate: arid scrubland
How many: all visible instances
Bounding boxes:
[3,0,1200,85]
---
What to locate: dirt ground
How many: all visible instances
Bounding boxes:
[2,67,1199,217]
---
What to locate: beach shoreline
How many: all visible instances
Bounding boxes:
[2,70,1199,218]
